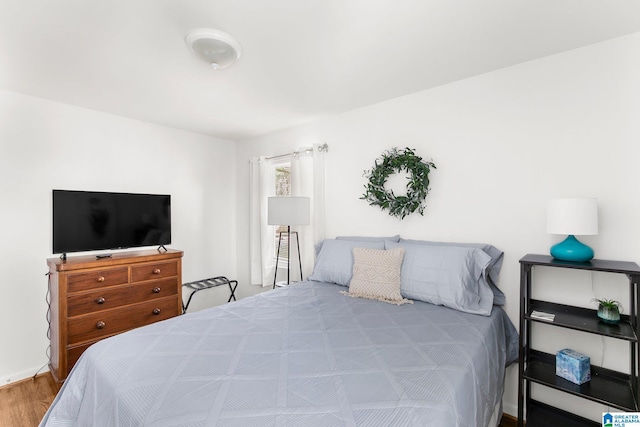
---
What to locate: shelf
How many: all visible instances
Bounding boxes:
[526,400,600,427]
[520,254,640,275]
[524,350,637,411]
[527,300,637,341]
[519,254,640,426]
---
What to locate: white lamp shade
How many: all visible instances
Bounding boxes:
[268,197,310,226]
[547,198,598,235]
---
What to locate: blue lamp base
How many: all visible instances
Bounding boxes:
[550,235,594,262]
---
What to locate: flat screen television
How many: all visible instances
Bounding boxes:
[53,190,171,255]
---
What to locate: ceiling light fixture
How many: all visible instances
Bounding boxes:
[185,28,242,70]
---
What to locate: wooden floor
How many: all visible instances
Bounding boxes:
[0,372,518,426]
[500,413,518,427]
[0,373,61,427]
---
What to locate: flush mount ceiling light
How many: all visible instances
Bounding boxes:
[185,28,242,70]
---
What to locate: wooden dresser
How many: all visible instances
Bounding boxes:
[47,249,183,382]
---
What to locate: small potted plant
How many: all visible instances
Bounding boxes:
[592,298,623,324]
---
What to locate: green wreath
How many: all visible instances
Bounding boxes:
[361,147,436,220]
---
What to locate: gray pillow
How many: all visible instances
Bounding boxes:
[386,241,494,315]
[309,239,385,286]
[337,235,401,242]
[398,238,505,305]
[315,235,400,257]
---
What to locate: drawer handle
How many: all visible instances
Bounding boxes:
[153,268,161,275]
[95,297,106,304]
[152,308,161,315]
[152,287,161,293]
[97,276,105,282]
[96,321,106,329]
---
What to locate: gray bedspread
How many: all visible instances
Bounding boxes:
[41,281,518,427]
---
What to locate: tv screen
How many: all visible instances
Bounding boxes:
[53,190,171,254]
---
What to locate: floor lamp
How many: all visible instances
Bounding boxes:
[268,196,310,288]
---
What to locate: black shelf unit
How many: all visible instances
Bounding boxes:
[526,400,600,427]
[518,254,640,426]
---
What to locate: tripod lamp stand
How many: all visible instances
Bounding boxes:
[268,196,310,288]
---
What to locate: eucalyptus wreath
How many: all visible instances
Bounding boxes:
[361,147,436,220]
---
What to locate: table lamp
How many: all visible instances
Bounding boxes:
[547,198,598,262]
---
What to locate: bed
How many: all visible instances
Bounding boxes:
[41,238,518,427]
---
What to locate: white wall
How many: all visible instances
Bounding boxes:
[236,33,640,420]
[0,89,237,384]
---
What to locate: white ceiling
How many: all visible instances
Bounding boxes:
[1,1,640,141]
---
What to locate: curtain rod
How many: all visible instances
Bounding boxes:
[265,143,329,161]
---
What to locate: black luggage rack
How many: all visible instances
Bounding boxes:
[182,276,238,313]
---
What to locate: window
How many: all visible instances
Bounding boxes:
[275,164,290,197]
[274,161,291,265]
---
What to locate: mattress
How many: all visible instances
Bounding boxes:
[41,280,518,427]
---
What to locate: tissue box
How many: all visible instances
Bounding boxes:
[556,348,591,385]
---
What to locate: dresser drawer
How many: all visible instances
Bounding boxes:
[67,297,179,345]
[131,261,178,282]
[128,277,178,301]
[66,341,95,375]
[67,284,130,317]
[131,296,181,328]
[67,267,129,293]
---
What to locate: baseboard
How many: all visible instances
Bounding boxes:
[503,401,518,420]
[0,365,49,388]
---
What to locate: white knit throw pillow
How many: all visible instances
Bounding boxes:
[341,247,412,305]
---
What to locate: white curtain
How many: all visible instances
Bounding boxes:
[290,146,326,280]
[249,145,326,286]
[249,156,276,286]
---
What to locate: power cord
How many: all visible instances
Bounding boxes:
[33,272,53,381]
